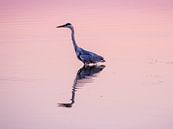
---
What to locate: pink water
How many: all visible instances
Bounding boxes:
[0,1,173,129]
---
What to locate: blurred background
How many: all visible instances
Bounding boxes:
[0,0,173,129]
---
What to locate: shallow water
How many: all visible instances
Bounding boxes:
[0,1,173,129]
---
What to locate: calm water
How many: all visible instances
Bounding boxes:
[0,1,173,129]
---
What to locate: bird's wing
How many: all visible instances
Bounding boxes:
[80,48,105,63]
[81,48,102,58]
[79,54,90,63]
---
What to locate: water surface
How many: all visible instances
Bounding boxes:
[0,1,173,129]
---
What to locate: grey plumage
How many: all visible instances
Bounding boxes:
[56,23,105,65]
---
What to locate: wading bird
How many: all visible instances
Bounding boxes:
[56,23,105,65]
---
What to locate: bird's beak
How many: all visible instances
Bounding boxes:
[56,24,66,28]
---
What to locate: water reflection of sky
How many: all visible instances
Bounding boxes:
[0,0,173,129]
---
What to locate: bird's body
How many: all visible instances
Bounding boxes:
[57,23,105,65]
[76,48,105,64]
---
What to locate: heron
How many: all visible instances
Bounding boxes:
[56,23,105,65]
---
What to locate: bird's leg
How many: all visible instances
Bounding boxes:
[94,63,97,66]
[84,63,89,67]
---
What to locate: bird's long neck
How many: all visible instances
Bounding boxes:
[70,27,78,51]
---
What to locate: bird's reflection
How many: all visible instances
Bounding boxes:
[58,65,105,108]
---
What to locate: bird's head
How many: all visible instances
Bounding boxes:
[56,23,73,29]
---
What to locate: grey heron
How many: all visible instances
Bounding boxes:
[56,23,105,65]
